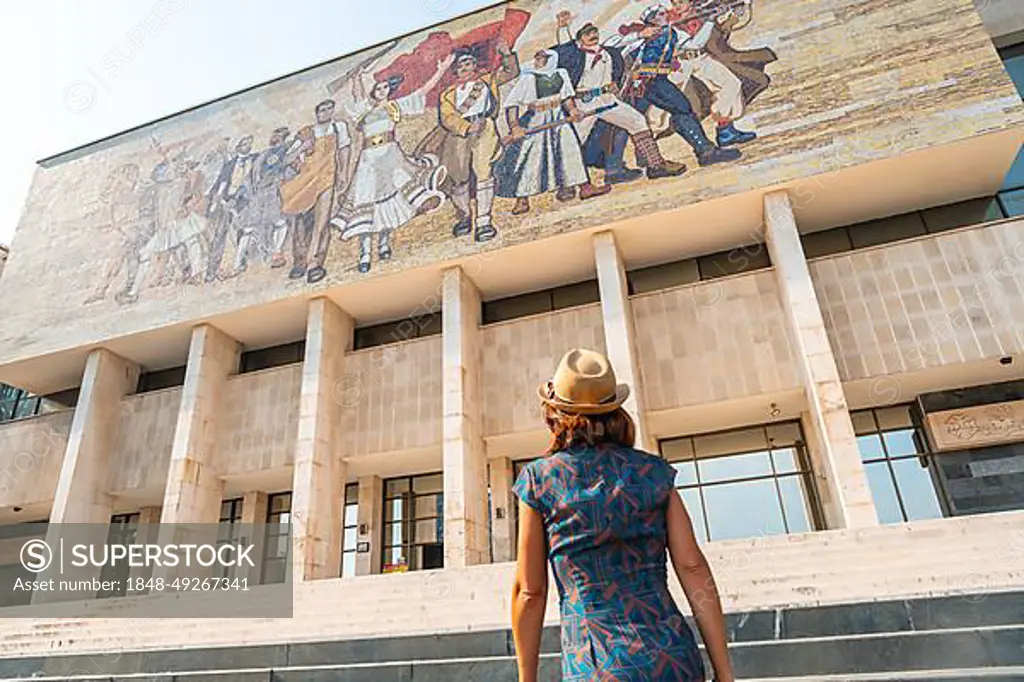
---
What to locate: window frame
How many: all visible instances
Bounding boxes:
[98,512,141,598]
[340,483,359,577]
[660,422,823,543]
[380,473,444,573]
[261,492,292,584]
[852,406,944,525]
[998,44,1024,215]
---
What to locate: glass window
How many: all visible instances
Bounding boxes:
[852,406,943,524]
[627,259,700,295]
[261,492,291,584]
[136,366,187,393]
[239,341,305,373]
[1003,48,1024,94]
[382,473,444,572]
[12,396,40,419]
[848,212,927,249]
[352,314,442,350]
[660,422,820,543]
[217,498,244,579]
[482,290,552,325]
[999,48,1024,209]
[697,245,771,280]
[341,483,359,577]
[0,385,44,424]
[551,280,600,310]
[801,228,853,259]
[999,187,1024,218]
[99,513,140,598]
[482,278,601,325]
[921,198,1004,233]
[417,313,443,337]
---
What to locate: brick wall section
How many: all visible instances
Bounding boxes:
[480,304,607,436]
[0,512,1019,655]
[339,336,442,457]
[632,271,799,411]
[109,388,180,494]
[217,364,302,476]
[0,411,72,509]
[810,219,1024,382]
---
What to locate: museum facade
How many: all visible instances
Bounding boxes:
[0,0,1022,678]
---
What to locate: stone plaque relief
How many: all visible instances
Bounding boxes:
[926,400,1024,453]
[4,0,1020,363]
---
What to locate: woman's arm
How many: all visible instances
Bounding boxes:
[511,501,548,682]
[666,493,735,682]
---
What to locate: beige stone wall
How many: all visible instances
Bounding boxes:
[0,0,1019,367]
[0,511,1018,654]
[217,364,302,476]
[633,272,799,411]
[481,304,606,436]
[108,388,180,494]
[810,219,1024,382]
[0,411,72,509]
[340,337,442,456]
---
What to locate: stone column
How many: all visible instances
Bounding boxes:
[764,191,878,528]
[593,231,654,451]
[159,324,239,527]
[48,349,139,524]
[240,491,268,584]
[35,349,138,602]
[441,267,490,568]
[355,475,383,576]
[488,457,516,563]
[291,297,352,581]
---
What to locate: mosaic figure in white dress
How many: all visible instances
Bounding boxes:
[332,56,453,273]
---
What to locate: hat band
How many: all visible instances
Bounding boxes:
[552,384,619,406]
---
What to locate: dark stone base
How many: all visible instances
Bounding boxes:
[2,591,1021,681]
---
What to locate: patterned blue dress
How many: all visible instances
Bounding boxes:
[514,444,706,681]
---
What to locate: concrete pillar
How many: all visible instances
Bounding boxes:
[48,349,139,524]
[799,411,843,529]
[593,231,654,452]
[35,349,138,602]
[441,267,490,568]
[355,475,383,576]
[488,457,516,563]
[291,297,352,581]
[159,325,239,526]
[240,491,268,584]
[764,191,878,528]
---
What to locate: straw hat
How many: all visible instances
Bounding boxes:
[538,348,630,415]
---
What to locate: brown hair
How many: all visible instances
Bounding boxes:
[543,404,636,455]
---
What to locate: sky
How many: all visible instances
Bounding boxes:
[0,0,497,246]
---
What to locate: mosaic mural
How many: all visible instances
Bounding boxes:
[2,0,1020,363]
[82,0,776,304]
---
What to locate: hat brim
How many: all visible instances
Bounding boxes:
[537,381,631,415]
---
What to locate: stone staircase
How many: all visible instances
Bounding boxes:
[0,591,1020,681]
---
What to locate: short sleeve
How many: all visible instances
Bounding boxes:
[653,456,679,501]
[513,461,545,514]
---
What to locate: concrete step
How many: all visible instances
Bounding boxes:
[5,659,1024,682]
[1,592,1022,680]
[4,626,1023,681]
